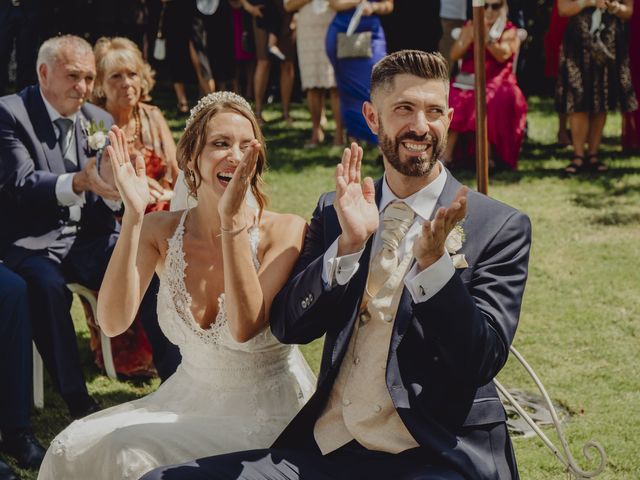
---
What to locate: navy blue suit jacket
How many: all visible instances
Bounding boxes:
[270,172,531,479]
[0,85,118,256]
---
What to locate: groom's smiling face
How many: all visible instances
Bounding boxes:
[363,74,453,179]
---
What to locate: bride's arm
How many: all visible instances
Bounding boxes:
[97,127,161,337]
[218,140,306,343]
[222,212,307,343]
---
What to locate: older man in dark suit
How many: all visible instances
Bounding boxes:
[0,35,121,419]
[142,50,531,480]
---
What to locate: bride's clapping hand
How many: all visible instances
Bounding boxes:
[106,126,150,218]
[218,139,260,226]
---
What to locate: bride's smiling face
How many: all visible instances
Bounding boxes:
[190,110,256,197]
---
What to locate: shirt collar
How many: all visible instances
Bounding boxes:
[379,162,448,221]
[39,87,78,124]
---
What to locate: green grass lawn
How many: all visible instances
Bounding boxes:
[6,94,640,479]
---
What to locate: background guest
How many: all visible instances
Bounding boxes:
[326,0,393,145]
[0,0,43,94]
[621,1,640,152]
[91,36,180,379]
[445,0,528,171]
[230,0,257,99]
[203,0,237,92]
[0,264,45,479]
[543,0,570,146]
[0,35,119,419]
[284,0,344,147]
[163,0,215,114]
[556,0,636,174]
[93,36,178,213]
[242,0,296,123]
[438,0,467,69]
[380,0,440,54]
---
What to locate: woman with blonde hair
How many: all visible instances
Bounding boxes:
[93,36,178,211]
[37,91,315,480]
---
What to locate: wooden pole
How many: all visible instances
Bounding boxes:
[472,0,489,195]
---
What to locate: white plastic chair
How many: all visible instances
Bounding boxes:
[32,283,117,409]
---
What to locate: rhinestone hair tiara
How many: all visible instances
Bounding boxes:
[185,91,253,129]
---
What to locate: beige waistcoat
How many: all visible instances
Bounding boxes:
[313,250,420,454]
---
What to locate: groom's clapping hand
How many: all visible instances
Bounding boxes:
[334,142,379,256]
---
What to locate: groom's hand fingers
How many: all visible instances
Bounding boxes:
[335,163,347,195]
[362,176,375,203]
[349,142,358,183]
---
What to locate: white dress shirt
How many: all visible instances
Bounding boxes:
[322,162,456,304]
[40,90,84,218]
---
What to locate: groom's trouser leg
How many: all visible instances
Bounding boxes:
[140,441,466,480]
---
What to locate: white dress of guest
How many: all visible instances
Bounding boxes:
[289,0,337,90]
[37,208,316,480]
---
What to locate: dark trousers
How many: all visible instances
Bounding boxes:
[0,264,32,431]
[140,440,465,480]
[2,235,118,402]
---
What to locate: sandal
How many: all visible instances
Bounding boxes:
[563,154,584,175]
[587,153,609,173]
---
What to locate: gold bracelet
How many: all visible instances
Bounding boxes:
[218,223,247,237]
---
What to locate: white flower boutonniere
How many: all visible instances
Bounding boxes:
[445,223,469,269]
[82,119,108,155]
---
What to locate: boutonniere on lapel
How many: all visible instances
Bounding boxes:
[445,223,468,268]
[81,119,108,156]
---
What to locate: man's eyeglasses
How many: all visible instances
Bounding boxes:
[484,2,503,11]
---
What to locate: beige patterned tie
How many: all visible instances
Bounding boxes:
[366,201,415,299]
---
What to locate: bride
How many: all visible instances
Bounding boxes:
[38,92,316,479]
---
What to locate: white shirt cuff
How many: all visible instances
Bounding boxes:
[55,173,85,207]
[322,239,364,287]
[103,198,123,212]
[405,250,455,303]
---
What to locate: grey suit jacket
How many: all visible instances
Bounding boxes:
[0,85,118,256]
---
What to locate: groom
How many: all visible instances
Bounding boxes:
[143,50,531,479]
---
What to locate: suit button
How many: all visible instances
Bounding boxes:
[308,293,314,302]
[342,398,351,407]
[373,404,382,413]
[433,356,439,362]
[301,299,308,309]
[359,313,369,325]
[383,314,393,323]
[354,356,360,365]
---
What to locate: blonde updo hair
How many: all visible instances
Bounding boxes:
[177,91,268,215]
[91,37,155,106]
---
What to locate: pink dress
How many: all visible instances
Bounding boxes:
[449,22,528,170]
[622,5,640,152]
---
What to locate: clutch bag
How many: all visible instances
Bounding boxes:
[337,32,372,59]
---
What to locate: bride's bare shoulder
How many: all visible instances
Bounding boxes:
[141,210,189,248]
[259,210,307,247]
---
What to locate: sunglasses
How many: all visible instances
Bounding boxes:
[484,2,503,10]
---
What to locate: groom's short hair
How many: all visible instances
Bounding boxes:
[371,50,450,99]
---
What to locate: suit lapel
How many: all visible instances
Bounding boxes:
[393,168,464,339]
[26,87,66,174]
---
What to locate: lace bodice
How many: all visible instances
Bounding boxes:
[157,210,292,381]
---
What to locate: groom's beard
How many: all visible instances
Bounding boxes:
[378,120,444,177]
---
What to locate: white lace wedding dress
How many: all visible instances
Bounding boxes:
[38,210,316,480]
